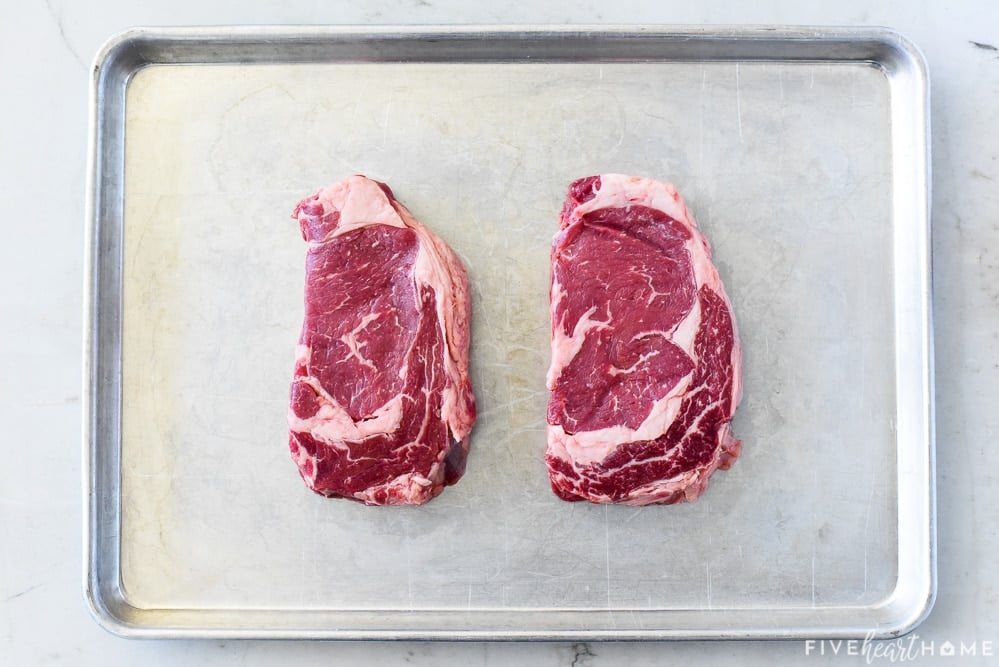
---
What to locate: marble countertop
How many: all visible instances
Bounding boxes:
[2,1,996,665]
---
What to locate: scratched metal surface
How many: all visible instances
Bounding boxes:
[85,27,934,638]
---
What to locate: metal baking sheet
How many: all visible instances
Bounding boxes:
[84,26,934,639]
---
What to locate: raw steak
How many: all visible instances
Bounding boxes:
[546,174,742,505]
[288,175,475,505]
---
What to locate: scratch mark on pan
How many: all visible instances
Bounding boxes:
[612,96,626,152]
[699,68,706,174]
[521,570,575,579]
[405,528,414,610]
[604,505,612,607]
[862,467,876,595]
[705,563,713,609]
[735,63,744,144]
[811,547,817,607]
[864,550,869,597]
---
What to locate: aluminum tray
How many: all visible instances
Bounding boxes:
[84,26,934,640]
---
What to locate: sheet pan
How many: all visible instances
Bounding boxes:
[84,25,934,639]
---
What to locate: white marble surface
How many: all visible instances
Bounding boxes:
[2,0,997,665]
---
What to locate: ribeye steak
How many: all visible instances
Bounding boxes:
[546,174,742,505]
[288,175,475,505]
